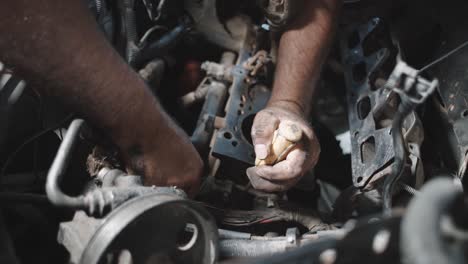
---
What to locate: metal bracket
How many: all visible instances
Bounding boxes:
[385,60,438,105]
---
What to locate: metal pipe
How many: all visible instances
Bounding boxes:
[191,52,235,156]
[382,98,414,216]
[249,238,337,264]
[220,237,337,260]
[218,229,251,240]
[191,81,228,157]
[220,239,292,257]
[45,119,87,209]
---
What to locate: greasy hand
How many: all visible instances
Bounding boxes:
[119,123,203,198]
[247,103,320,192]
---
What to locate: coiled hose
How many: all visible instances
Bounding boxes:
[118,0,138,63]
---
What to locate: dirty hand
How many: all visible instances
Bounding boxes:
[117,117,203,198]
[247,103,320,192]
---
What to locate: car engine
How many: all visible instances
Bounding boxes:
[0,0,467,263]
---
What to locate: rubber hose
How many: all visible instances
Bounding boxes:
[401,177,464,264]
[382,97,415,215]
[130,23,188,69]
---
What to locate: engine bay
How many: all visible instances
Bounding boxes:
[1,0,468,263]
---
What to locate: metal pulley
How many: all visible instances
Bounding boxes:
[49,120,219,264]
[79,193,219,264]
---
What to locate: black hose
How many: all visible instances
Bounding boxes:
[400,177,464,264]
[130,22,190,69]
[0,192,50,205]
[0,114,73,183]
[382,97,415,216]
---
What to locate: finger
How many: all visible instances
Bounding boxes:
[247,167,297,192]
[251,111,280,159]
[255,148,308,181]
[305,134,321,168]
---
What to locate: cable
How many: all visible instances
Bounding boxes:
[419,39,468,73]
[0,114,74,182]
[382,98,414,216]
[0,192,50,205]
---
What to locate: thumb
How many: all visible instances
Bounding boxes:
[251,111,279,160]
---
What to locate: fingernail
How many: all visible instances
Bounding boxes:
[255,144,268,159]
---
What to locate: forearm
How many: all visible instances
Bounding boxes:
[0,0,174,154]
[269,0,340,116]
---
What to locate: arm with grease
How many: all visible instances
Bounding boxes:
[0,0,202,196]
[248,0,341,191]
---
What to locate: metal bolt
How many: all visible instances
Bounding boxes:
[285,228,299,247]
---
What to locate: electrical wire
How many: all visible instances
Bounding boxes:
[418,39,468,73]
[0,192,50,205]
[0,114,74,183]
